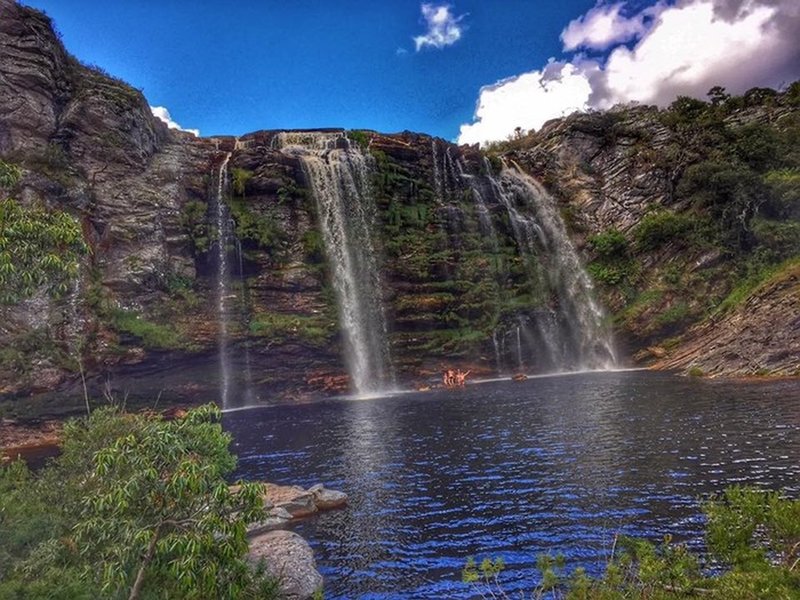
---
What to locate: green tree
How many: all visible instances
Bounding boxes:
[0,404,276,600]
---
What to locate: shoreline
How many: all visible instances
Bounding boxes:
[3,369,799,461]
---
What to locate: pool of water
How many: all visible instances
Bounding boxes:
[225,371,800,598]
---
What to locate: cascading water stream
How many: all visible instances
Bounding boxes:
[493,163,617,370]
[275,132,393,396]
[214,152,233,407]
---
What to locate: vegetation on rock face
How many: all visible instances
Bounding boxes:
[0,186,88,304]
[370,142,546,361]
[249,311,335,346]
[531,84,800,358]
[0,404,278,599]
[463,486,800,599]
[110,308,187,350]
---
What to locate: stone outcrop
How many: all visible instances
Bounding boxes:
[243,482,348,537]
[654,262,800,376]
[247,530,323,600]
[243,482,347,599]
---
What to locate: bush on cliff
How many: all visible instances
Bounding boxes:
[0,404,277,599]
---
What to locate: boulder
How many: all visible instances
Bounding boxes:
[309,484,348,510]
[263,483,318,519]
[245,506,295,537]
[248,530,323,600]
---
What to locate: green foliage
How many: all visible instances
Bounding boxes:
[231,167,253,198]
[302,229,326,264]
[249,311,334,346]
[462,487,800,599]
[0,198,88,303]
[0,405,278,600]
[655,301,689,327]
[0,159,22,188]
[228,197,285,256]
[633,209,704,251]
[587,261,633,286]
[733,124,781,171]
[179,200,210,254]
[763,169,800,219]
[110,308,185,349]
[588,228,628,258]
[588,228,636,286]
[688,366,704,377]
[347,129,370,149]
[661,95,710,127]
[678,160,767,249]
[715,257,800,314]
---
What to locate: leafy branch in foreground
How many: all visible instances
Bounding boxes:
[463,486,800,599]
[0,404,278,600]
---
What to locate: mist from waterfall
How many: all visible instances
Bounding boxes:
[275,131,393,396]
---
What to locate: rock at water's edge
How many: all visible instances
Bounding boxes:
[248,530,323,600]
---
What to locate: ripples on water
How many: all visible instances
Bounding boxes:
[225,371,800,599]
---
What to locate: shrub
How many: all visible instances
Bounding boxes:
[588,228,628,258]
[462,486,800,598]
[0,159,22,188]
[0,405,278,599]
[633,210,699,251]
[347,129,370,149]
[179,199,210,254]
[231,167,253,198]
[249,311,334,346]
[588,261,631,286]
[0,198,88,303]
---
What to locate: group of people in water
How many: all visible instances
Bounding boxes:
[442,368,470,388]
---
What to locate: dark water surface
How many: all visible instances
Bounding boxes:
[225,371,800,599]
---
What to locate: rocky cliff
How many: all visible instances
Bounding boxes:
[1,0,797,415]
[502,92,799,377]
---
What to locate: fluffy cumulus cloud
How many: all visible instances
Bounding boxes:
[458,63,593,145]
[150,106,199,137]
[458,0,800,145]
[414,3,466,51]
[560,2,657,51]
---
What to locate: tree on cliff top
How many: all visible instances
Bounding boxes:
[0,404,277,599]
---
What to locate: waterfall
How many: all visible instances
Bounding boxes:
[213,152,233,407]
[491,165,617,370]
[275,131,393,396]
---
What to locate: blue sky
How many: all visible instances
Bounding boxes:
[23,0,800,144]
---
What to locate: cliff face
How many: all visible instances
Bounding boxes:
[0,1,797,413]
[505,96,800,377]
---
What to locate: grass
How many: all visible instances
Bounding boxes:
[249,311,334,346]
[111,309,184,350]
[714,257,800,315]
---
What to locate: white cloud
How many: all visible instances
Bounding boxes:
[458,0,800,145]
[150,106,199,137]
[561,2,658,51]
[458,63,593,146]
[413,3,466,51]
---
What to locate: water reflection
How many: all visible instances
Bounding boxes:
[226,371,800,599]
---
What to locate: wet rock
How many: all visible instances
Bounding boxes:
[247,530,323,600]
[309,484,348,510]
